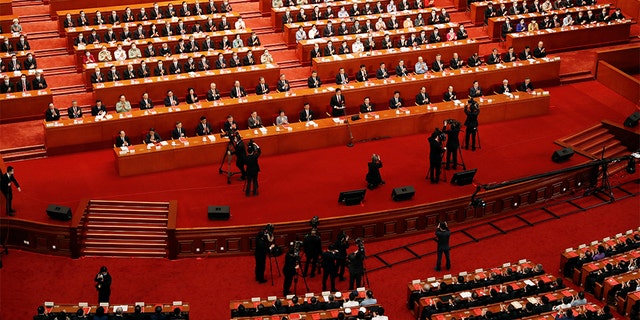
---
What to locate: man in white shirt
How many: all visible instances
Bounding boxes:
[235,17,246,29]
[415,56,428,74]
[342,291,360,308]
[371,307,388,320]
[352,37,364,53]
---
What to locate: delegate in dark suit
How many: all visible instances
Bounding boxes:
[196,122,212,136]
[442,121,460,170]
[464,101,480,150]
[1,167,20,215]
[330,92,346,116]
[427,133,444,183]
[435,221,451,271]
[244,141,261,196]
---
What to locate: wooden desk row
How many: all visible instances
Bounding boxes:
[0,15,19,34]
[0,0,11,16]
[520,303,602,320]
[506,20,632,54]
[559,229,639,276]
[598,269,640,301]
[436,288,577,320]
[82,46,266,89]
[63,12,241,51]
[624,290,640,316]
[91,62,280,105]
[231,289,368,311]
[416,273,557,320]
[407,259,535,302]
[282,7,441,47]
[0,68,45,82]
[487,4,610,39]
[0,89,53,124]
[107,90,550,176]
[576,250,640,286]
[56,0,230,33]
[296,23,457,64]
[271,0,396,31]
[45,302,190,315]
[312,39,479,81]
[0,50,31,65]
[72,28,253,68]
[234,305,380,320]
[470,0,523,25]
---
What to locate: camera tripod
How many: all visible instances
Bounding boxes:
[464,127,482,150]
[218,140,241,184]
[427,141,448,183]
[445,145,467,171]
[267,251,281,286]
[0,224,8,269]
[292,255,310,295]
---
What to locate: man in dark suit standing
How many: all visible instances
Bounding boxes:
[442,120,461,170]
[321,245,338,292]
[254,226,273,283]
[427,130,444,184]
[330,88,346,116]
[435,221,451,271]
[94,266,112,304]
[464,99,480,151]
[244,140,261,196]
[1,166,21,216]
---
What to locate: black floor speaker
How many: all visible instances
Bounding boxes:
[46,204,72,221]
[624,111,640,128]
[208,206,230,220]
[391,186,415,201]
[552,148,575,163]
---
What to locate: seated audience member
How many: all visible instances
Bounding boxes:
[198,56,211,71]
[244,50,256,66]
[396,60,409,77]
[67,100,83,119]
[93,307,108,320]
[487,48,502,65]
[115,94,132,113]
[16,74,31,92]
[276,110,289,125]
[308,70,322,88]
[123,64,137,80]
[115,130,131,147]
[223,115,238,135]
[360,97,374,113]
[520,46,533,60]
[261,49,274,64]
[139,93,154,110]
[300,103,314,121]
[164,90,179,106]
[148,306,165,320]
[23,53,37,70]
[356,65,369,82]
[389,91,403,109]
[376,63,390,79]
[361,290,378,306]
[91,67,105,83]
[186,87,199,104]
[255,77,270,95]
[248,111,264,128]
[415,56,428,74]
[45,103,61,122]
[277,74,290,92]
[230,81,248,98]
[450,53,464,69]
[504,47,518,62]
[32,72,48,90]
[330,88,346,116]
[169,307,186,320]
[371,307,388,320]
[468,52,482,67]
[610,8,624,20]
[196,116,212,135]
[0,76,13,93]
[138,61,151,78]
[469,80,483,98]
[415,86,431,105]
[431,54,445,72]
[457,25,468,40]
[172,121,187,139]
[343,291,360,308]
[107,66,120,81]
[207,82,221,101]
[336,67,350,85]
[169,58,182,74]
[215,53,227,69]
[154,60,167,76]
[91,100,107,116]
[519,78,534,92]
[533,41,546,58]
[98,46,112,62]
[496,79,512,94]
[443,85,457,101]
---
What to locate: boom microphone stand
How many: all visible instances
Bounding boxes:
[345,119,354,147]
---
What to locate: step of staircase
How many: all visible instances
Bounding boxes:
[19,14,52,23]
[563,125,609,146]
[81,248,167,257]
[86,215,169,224]
[26,30,60,41]
[84,239,167,249]
[13,0,45,8]
[583,139,623,156]
[0,144,47,162]
[577,133,616,151]
[34,47,69,57]
[560,70,593,84]
[85,230,168,240]
[51,85,88,96]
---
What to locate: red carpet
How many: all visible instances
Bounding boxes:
[4,80,638,229]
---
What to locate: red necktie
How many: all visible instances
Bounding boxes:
[22,80,26,92]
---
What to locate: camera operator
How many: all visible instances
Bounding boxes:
[303,227,322,278]
[464,98,480,151]
[348,239,365,290]
[322,244,339,292]
[435,221,451,271]
[427,129,445,184]
[334,231,350,282]
[283,242,300,296]
[365,153,385,190]
[94,266,112,303]
[255,224,274,283]
[245,139,261,196]
[442,120,461,170]
[231,132,247,180]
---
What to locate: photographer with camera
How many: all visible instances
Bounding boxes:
[348,238,366,290]
[255,224,274,283]
[334,231,350,282]
[366,154,385,190]
[303,219,322,278]
[322,244,339,292]
[427,129,445,184]
[244,139,261,196]
[94,266,112,303]
[231,132,247,180]
[435,221,451,271]
[283,242,300,296]
[464,98,480,151]
[442,119,461,170]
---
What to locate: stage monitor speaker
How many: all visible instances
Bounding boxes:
[624,111,640,128]
[338,189,366,206]
[208,206,230,220]
[391,186,415,201]
[450,169,478,186]
[46,204,72,221]
[552,148,574,163]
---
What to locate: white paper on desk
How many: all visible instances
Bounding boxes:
[113,305,128,312]
[431,281,440,287]
[345,54,354,59]
[259,127,268,134]
[511,301,523,309]
[207,135,216,142]
[527,297,538,304]
[459,292,472,299]
[524,279,536,286]
[528,59,536,64]
[453,99,462,105]
[160,141,169,146]
[332,118,341,124]
[120,146,129,152]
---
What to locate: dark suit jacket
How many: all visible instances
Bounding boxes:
[389,97,403,109]
[324,45,336,56]
[330,94,346,116]
[206,89,221,101]
[360,103,374,113]
[91,105,107,116]
[396,65,409,76]
[145,132,162,144]
[243,55,255,66]
[196,123,212,135]
[16,79,31,91]
[376,68,389,79]
[107,70,120,81]
[519,82,534,92]
[230,86,247,98]
[356,70,368,82]
[172,127,187,139]
[431,60,444,72]
[45,108,61,122]
[415,92,430,105]
[0,172,19,195]
[435,228,450,250]
[487,53,501,65]
[115,136,131,147]
[496,84,512,94]
[335,73,349,84]
[255,83,270,95]
[307,76,322,88]
[32,77,48,89]
[169,63,182,74]
[429,32,441,43]
[164,96,179,106]
[123,69,136,80]
[67,106,83,119]
[277,80,290,92]
[139,98,153,110]
[299,109,314,121]
[464,106,479,128]
[469,87,483,98]
[215,58,227,69]
[137,66,151,78]
[443,91,457,101]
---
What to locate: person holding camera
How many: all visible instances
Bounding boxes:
[442,120,461,170]
[321,244,338,292]
[334,232,350,282]
[244,140,261,196]
[435,221,451,271]
[303,228,322,278]
[348,243,365,290]
[283,243,299,296]
[231,132,247,180]
[365,154,384,190]
[255,226,274,283]
[94,266,112,303]
[427,130,445,184]
[464,98,480,151]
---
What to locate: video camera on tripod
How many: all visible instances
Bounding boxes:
[263,224,282,257]
[309,216,320,229]
[355,238,366,256]
[433,128,447,143]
